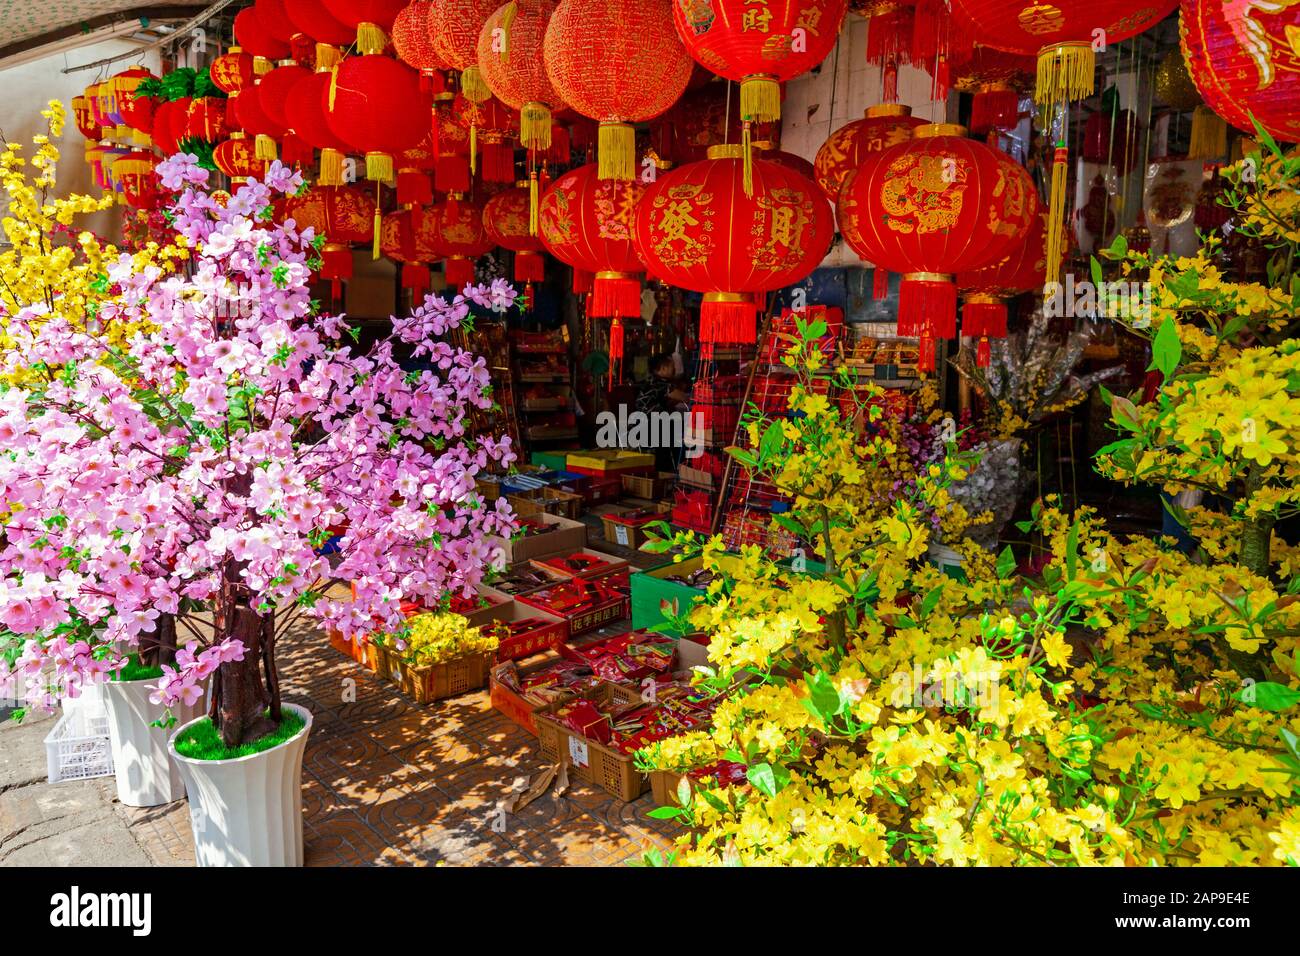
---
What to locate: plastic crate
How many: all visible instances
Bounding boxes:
[44,706,114,783]
[534,683,649,802]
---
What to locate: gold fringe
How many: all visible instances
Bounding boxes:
[470,123,477,174]
[739,75,781,123]
[528,169,539,237]
[1190,106,1227,159]
[254,56,273,76]
[461,65,491,103]
[1035,42,1094,106]
[742,122,754,198]
[328,64,339,111]
[521,101,552,152]
[255,133,278,161]
[598,122,634,181]
[372,202,381,261]
[500,1,518,60]
[357,22,387,57]
[319,147,344,186]
[315,44,340,71]
[366,151,394,183]
[1045,146,1069,287]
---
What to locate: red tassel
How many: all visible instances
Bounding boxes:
[609,317,624,384]
[898,276,955,338]
[572,269,593,294]
[515,250,545,283]
[445,257,475,288]
[548,124,570,164]
[482,142,515,182]
[970,88,1020,136]
[872,267,889,300]
[918,327,937,373]
[396,170,433,206]
[962,299,1007,339]
[700,296,757,346]
[976,336,991,367]
[402,263,431,302]
[590,274,641,318]
[435,155,470,193]
[319,244,353,285]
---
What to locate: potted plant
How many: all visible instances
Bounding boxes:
[0,143,519,865]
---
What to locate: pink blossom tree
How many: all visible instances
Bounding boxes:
[0,157,518,746]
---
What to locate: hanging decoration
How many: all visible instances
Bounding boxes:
[214,134,268,181]
[322,0,408,54]
[255,62,314,163]
[477,0,566,156]
[455,94,520,184]
[837,124,1038,371]
[324,55,433,183]
[111,151,161,209]
[484,185,548,282]
[429,195,495,286]
[544,0,694,181]
[255,0,314,63]
[381,205,443,300]
[633,143,833,354]
[957,212,1047,366]
[951,45,1036,136]
[427,0,501,102]
[234,5,292,66]
[287,184,379,297]
[283,0,356,46]
[393,0,450,90]
[285,60,353,184]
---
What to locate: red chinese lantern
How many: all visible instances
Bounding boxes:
[109,67,156,136]
[1082,107,1141,176]
[951,45,1035,135]
[257,63,315,164]
[210,47,258,95]
[255,0,313,61]
[233,78,285,160]
[671,0,846,168]
[322,0,407,52]
[1180,0,1300,144]
[484,185,546,282]
[285,60,352,184]
[476,0,565,155]
[71,96,101,140]
[234,5,292,63]
[381,206,442,300]
[151,98,192,155]
[429,196,494,286]
[214,134,268,180]
[111,151,161,209]
[837,125,1038,370]
[427,0,501,102]
[184,97,229,143]
[634,143,833,350]
[432,92,472,191]
[454,94,519,184]
[287,184,378,296]
[283,0,355,45]
[544,0,694,180]
[814,103,924,204]
[393,0,449,89]
[324,55,433,182]
[957,211,1047,366]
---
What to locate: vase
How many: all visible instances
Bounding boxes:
[168,703,312,867]
[102,677,203,807]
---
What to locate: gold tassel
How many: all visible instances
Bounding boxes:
[739,75,781,124]
[521,102,552,152]
[254,56,273,76]
[470,122,477,174]
[1035,42,1094,107]
[372,180,382,260]
[528,169,539,237]
[597,122,634,181]
[319,147,344,186]
[328,64,339,111]
[461,65,491,103]
[255,133,278,161]
[1045,144,1069,287]
[365,151,394,183]
[357,22,387,56]
[1190,106,1227,160]
[500,1,518,60]
[742,121,754,198]
[315,44,340,71]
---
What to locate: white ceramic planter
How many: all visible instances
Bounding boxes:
[169,703,313,867]
[103,678,203,807]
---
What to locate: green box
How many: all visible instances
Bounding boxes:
[530,450,570,472]
[630,556,710,637]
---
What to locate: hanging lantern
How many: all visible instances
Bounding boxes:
[455,94,520,183]
[393,0,450,90]
[381,205,442,300]
[151,97,193,156]
[283,0,356,45]
[108,67,156,137]
[234,5,292,64]
[71,96,102,140]
[211,47,258,95]
[427,0,501,102]
[214,134,268,180]
[543,0,693,181]
[233,79,285,161]
[476,0,566,155]
[957,211,1047,366]
[256,62,315,163]
[633,143,833,351]
[111,151,161,209]
[321,0,406,53]
[670,0,846,187]
[255,0,313,62]
[287,184,378,296]
[1082,106,1141,176]
[394,133,437,206]
[1180,0,1300,144]
[428,195,494,286]
[837,124,1038,370]
[184,97,230,144]
[484,185,546,282]
[324,55,433,182]
[432,93,472,191]
[814,103,924,201]
[951,45,1035,136]
[1154,45,1201,110]
[285,63,352,184]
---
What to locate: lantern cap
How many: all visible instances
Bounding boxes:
[964,292,1007,305]
[914,123,967,140]
[903,271,954,283]
[703,291,751,304]
[596,270,638,281]
[706,143,745,160]
[865,103,911,118]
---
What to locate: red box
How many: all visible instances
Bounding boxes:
[518,578,630,638]
[482,603,568,662]
[530,548,630,581]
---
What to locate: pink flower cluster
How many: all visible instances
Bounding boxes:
[0,159,519,712]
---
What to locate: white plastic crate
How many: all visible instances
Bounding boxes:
[44,705,114,783]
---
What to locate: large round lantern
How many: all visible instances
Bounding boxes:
[322,0,406,52]
[671,0,846,137]
[957,211,1047,366]
[71,96,102,140]
[544,0,694,181]
[233,79,285,160]
[287,184,378,296]
[283,0,355,45]
[393,0,448,88]
[184,97,230,144]
[455,94,519,184]
[476,0,565,153]
[255,0,313,62]
[285,63,352,184]
[234,5,292,63]
[109,67,156,137]
[1180,0,1300,144]
[429,196,494,286]
[151,98,192,155]
[485,185,546,282]
[211,47,258,95]
[381,206,442,300]
[814,103,924,201]
[634,143,833,350]
[111,151,161,209]
[427,0,501,102]
[214,134,268,180]
[257,62,315,163]
[837,125,1038,370]
[324,55,432,182]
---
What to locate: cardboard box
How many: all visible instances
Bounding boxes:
[530,548,630,581]
[492,512,588,563]
[600,504,673,551]
[451,586,515,629]
[517,579,630,638]
[482,602,568,662]
[565,450,655,473]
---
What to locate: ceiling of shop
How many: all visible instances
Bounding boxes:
[0,1,207,66]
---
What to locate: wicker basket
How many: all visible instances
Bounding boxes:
[534,683,649,802]
[378,647,492,705]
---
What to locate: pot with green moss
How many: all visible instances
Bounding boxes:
[169,701,311,866]
[103,616,203,807]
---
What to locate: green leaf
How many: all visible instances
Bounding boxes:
[1089,255,1104,289]
[919,585,943,619]
[1106,233,1129,259]
[996,546,1016,580]
[1149,315,1182,379]
[1110,395,1142,434]
[647,806,685,820]
[805,670,843,724]
[1239,681,1300,712]
[746,763,777,797]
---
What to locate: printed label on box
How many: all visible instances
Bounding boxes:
[568,736,589,768]
[614,524,630,547]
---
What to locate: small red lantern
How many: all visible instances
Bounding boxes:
[431,92,473,191]
[234,6,292,63]
[211,47,258,95]
[111,151,161,208]
[323,55,433,182]
[544,0,694,180]
[837,124,1038,370]
[477,0,566,153]
[257,63,315,163]
[287,184,378,296]
[484,185,546,282]
[454,92,520,185]
[393,0,449,89]
[283,0,355,45]
[110,67,157,136]
[151,97,192,155]
[634,143,832,350]
[233,80,285,160]
[214,134,268,180]
[655,79,744,165]
[426,0,501,101]
[429,195,494,286]
[285,65,352,184]
[255,0,313,61]
[957,211,1047,366]
[381,206,442,300]
[71,96,102,140]
[322,0,407,52]
[951,45,1035,136]
[184,97,230,144]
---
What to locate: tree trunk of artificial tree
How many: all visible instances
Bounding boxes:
[140,612,178,670]
[1239,515,1275,580]
[214,603,277,749]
